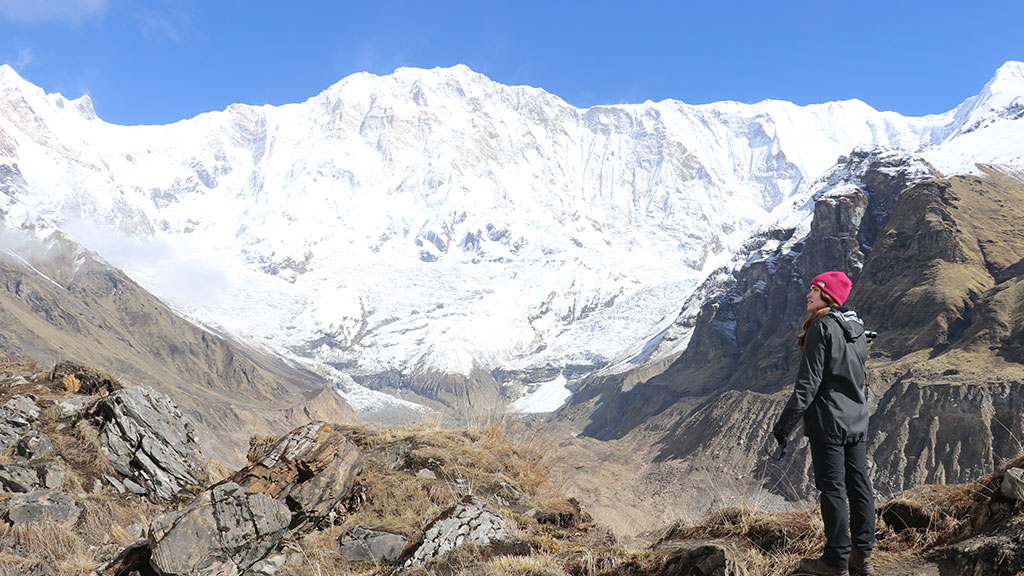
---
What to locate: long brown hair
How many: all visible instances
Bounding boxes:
[797,289,838,349]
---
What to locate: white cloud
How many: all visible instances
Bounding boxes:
[0,0,106,24]
[13,47,33,71]
[60,218,228,309]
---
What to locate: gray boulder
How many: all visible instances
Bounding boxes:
[90,385,207,500]
[1000,467,1024,501]
[35,460,66,490]
[0,405,32,450]
[6,490,81,527]
[16,430,55,460]
[0,463,39,492]
[149,482,291,576]
[4,395,40,420]
[943,517,1024,576]
[399,495,528,571]
[339,526,408,562]
[231,421,363,531]
[53,394,94,419]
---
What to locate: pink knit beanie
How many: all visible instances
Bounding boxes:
[811,271,852,306]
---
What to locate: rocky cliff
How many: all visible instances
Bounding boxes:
[562,153,1024,510]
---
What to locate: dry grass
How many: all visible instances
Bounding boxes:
[487,554,571,576]
[0,353,42,374]
[341,459,456,537]
[50,419,117,478]
[0,519,93,575]
[284,526,386,576]
[62,374,81,393]
[352,417,549,498]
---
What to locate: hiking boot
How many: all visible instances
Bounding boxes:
[849,549,875,575]
[797,557,848,576]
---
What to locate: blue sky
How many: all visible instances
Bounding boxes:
[1,0,1022,126]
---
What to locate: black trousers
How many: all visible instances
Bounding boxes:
[809,439,875,569]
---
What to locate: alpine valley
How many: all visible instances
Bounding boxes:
[3,60,1024,531]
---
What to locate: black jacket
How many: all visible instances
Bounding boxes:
[773,309,869,445]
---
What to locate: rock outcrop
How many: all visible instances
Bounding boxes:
[231,421,363,530]
[89,384,208,500]
[339,526,409,562]
[148,482,292,576]
[5,490,81,527]
[397,495,528,572]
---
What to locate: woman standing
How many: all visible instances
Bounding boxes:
[772,271,875,576]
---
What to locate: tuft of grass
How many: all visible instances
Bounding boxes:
[487,554,570,576]
[0,519,93,575]
[340,459,455,537]
[51,419,116,478]
[62,374,81,393]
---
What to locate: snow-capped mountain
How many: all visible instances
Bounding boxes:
[2,61,1023,416]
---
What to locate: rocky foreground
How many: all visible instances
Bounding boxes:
[0,355,1022,576]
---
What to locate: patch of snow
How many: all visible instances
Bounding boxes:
[508,373,571,413]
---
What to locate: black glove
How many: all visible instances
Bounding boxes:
[773,430,787,448]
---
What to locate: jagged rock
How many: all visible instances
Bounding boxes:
[90,385,207,500]
[0,463,39,492]
[231,421,363,530]
[943,517,1024,576]
[123,477,148,495]
[148,482,291,576]
[399,495,528,571]
[339,526,409,561]
[247,553,288,575]
[415,468,437,480]
[53,395,94,418]
[105,474,126,494]
[34,460,66,490]
[1000,467,1024,501]
[16,430,55,460]
[0,404,32,449]
[50,360,123,395]
[6,490,80,527]
[4,394,40,419]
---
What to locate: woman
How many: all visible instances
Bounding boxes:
[772,271,875,576]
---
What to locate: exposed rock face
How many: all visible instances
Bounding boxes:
[16,430,54,460]
[870,380,1024,496]
[569,148,938,442]
[1000,468,1024,500]
[943,517,1024,576]
[0,463,39,492]
[398,495,528,572]
[231,421,363,530]
[0,399,33,449]
[339,526,409,562]
[6,490,81,527]
[597,543,729,576]
[90,385,208,500]
[357,365,504,422]
[564,157,1024,518]
[148,482,292,576]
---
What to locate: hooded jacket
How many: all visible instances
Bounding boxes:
[773,308,869,445]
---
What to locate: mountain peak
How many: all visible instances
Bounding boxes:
[982,61,1024,96]
[0,64,28,87]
